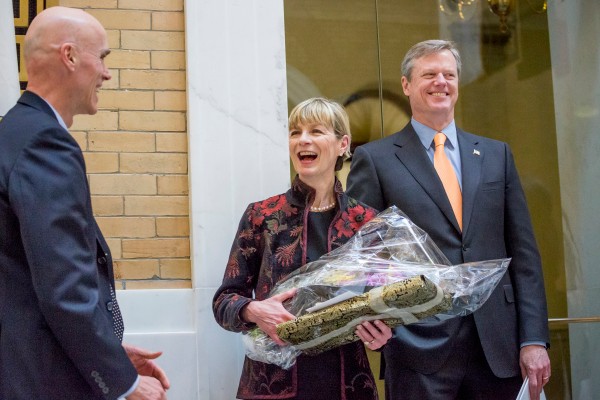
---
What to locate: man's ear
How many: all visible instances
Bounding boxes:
[401,76,410,96]
[60,43,77,71]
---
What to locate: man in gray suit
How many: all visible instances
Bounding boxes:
[0,7,169,399]
[347,40,550,400]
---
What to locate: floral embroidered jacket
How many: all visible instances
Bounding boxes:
[213,177,379,399]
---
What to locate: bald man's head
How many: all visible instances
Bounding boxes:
[24,7,111,126]
[24,7,104,68]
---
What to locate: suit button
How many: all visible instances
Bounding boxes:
[106,301,114,311]
[462,245,469,252]
[98,256,107,264]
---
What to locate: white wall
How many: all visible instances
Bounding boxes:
[187,0,290,398]
[0,0,20,116]
[120,290,198,399]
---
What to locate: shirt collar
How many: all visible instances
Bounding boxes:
[411,118,458,150]
[39,96,69,131]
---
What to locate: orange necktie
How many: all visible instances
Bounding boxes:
[433,132,462,230]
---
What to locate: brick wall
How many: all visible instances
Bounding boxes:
[60,0,191,289]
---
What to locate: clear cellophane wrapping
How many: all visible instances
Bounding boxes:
[242,206,510,369]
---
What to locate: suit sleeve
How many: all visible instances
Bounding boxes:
[503,144,550,347]
[10,127,137,399]
[346,145,387,211]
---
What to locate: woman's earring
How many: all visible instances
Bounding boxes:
[334,156,344,171]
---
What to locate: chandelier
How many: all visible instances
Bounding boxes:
[439,0,548,33]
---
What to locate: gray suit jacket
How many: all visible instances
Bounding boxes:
[347,122,549,377]
[0,91,137,399]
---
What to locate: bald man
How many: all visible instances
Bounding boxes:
[0,7,169,399]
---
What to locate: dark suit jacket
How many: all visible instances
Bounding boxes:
[347,122,549,378]
[0,91,137,399]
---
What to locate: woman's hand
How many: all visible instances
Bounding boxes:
[242,288,298,345]
[355,320,393,350]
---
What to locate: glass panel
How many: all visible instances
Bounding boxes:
[549,321,600,400]
[548,2,600,399]
[377,2,568,398]
[377,0,566,310]
[377,1,440,136]
[284,1,600,398]
[547,322,572,398]
[284,0,381,184]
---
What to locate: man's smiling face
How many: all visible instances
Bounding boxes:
[401,49,459,125]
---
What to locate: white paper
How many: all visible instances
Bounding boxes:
[516,377,547,400]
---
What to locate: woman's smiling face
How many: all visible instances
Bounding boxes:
[289,122,348,185]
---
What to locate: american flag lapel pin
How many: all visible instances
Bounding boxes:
[473,149,480,156]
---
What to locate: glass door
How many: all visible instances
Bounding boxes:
[547,2,600,399]
[285,1,600,398]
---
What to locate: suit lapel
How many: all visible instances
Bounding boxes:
[457,130,482,235]
[393,125,461,232]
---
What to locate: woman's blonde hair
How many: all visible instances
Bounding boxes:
[288,97,352,170]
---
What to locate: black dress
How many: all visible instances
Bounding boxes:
[295,208,341,400]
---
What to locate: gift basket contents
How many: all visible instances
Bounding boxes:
[243,206,510,369]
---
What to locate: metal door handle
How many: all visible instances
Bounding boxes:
[548,317,600,325]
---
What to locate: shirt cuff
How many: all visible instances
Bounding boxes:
[119,375,140,399]
[520,341,547,349]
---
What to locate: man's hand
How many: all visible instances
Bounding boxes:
[123,344,170,390]
[241,288,297,345]
[126,376,167,400]
[520,344,551,400]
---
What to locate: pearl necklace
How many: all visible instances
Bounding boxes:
[310,201,336,212]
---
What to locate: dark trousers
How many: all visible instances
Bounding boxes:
[384,316,522,400]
